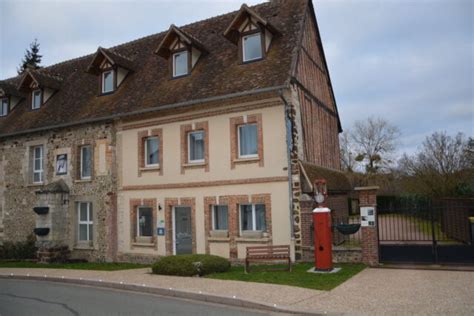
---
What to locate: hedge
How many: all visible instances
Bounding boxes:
[152,254,230,276]
[0,235,37,260]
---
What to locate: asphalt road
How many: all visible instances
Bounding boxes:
[0,279,278,316]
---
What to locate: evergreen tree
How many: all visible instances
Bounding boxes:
[17,39,42,74]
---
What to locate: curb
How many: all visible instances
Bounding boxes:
[0,274,322,316]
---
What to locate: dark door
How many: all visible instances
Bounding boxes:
[175,206,192,255]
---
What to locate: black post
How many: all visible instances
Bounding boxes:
[430,199,438,264]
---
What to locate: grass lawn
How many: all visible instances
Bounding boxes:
[206,263,366,291]
[0,261,149,271]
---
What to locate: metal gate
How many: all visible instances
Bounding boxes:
[377,201,474,265]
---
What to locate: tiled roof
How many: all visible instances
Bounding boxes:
[0,0,308,137]
[300,161,351,193]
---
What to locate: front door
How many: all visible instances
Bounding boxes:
[174,206,192,255]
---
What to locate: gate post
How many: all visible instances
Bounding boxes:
[355,186,379,266]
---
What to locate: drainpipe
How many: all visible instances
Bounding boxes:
[279,89,294,238]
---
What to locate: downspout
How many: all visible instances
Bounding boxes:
[279,89,294,238]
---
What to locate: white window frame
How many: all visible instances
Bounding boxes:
[137,206,153,237]
[187,131,205,163]
[32,89,42,110]
[211,205,228,231]
[32,145,44,184]
[242,33,262,62]
[0,98,8,116]
[80,145,92,180]
[144,136,159,167]
[77,202,93,242]
[237,123,258,159]
[239,204,265,234]
[173,51,189,77]
[101,70,114,94]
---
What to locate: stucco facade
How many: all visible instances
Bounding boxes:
[116,97,293,262]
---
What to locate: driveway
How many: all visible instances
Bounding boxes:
[294,268,474,315]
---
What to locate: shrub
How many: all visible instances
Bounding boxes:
[152,254,230,276]
[0,235,37,260]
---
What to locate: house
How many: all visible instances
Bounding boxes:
[0,0,348,263]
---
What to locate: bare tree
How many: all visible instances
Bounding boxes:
[399,132,473,197]
[351,117,401,174]
[339,131,357,172]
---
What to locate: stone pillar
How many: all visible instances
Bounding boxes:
[34,180,70,263]
[355,186,379,266]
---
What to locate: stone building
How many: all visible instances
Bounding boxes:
[0,0,348,263]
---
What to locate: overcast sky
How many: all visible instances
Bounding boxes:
[0,0,472,155]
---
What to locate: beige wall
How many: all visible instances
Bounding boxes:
[117,181,291,258]
[117,99,293,259]
[119,102,288,186]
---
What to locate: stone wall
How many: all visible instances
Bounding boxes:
[0,122,117,262]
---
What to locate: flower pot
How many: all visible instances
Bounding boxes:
[33,207,49,215]
[34,227,50,236]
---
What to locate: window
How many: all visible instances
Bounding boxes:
[32,90,42,109]
[240,204,266,232]
[80,145,92,179]
[212,205,228,230]
[173,51,188,77]
[145,136,159,167]
[188,131,204,163]
[77,202,93,242]
[0,98,8,116]
[32,145,44,183]
[242,33,262,62]
[238,123,258,158]
[137,207,153,237]
[102,70,114,93]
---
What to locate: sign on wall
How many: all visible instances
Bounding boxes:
[361,207,376,227]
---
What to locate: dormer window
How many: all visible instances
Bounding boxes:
[223,4,280,64]
[173,51,189,77]
[101,70,115,94]
[32,89,42,110]
[0,98,8,116]
[86,47,135,96]
[155,24,207,79]
[242,33,263,62]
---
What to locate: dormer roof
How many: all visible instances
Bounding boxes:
[0,81,25,98]
[17,69,63,92]
[223,4,281,44]
[155,24,208,58]
[86,47,136,75]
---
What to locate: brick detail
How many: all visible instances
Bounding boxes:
[180,121,209,174]
[129,198,157,248]
[357,188,379,266]
[137,128,163,177]
[203,196,217,254]
[164,197,196,255]
[229,113,264,169]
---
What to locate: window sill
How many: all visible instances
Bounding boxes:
[140,166,160,172]
[182,162,207,168]
[132,242,156,248]
[74,244,94,250]
[234,156,260,163]
[27,183,44,188]
[208,237,230,242]
[235,237,271,243]
[74,179,92,183]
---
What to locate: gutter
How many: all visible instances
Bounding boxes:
[0,85,286,139]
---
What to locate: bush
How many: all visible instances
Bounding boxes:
[152,254,230,276]
[0,235,37,260]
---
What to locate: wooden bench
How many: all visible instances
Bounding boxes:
[245,245,291,273]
